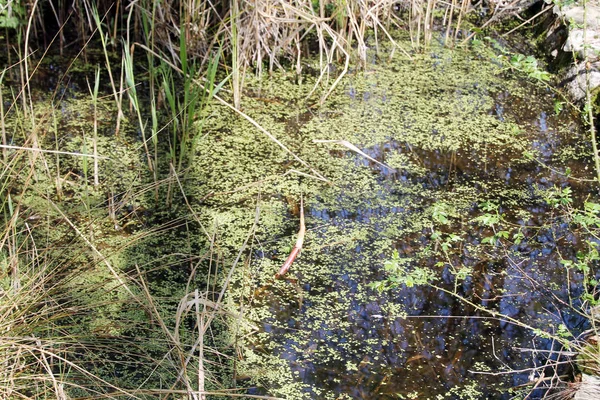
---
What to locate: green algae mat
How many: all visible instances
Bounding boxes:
[178,40,596,398]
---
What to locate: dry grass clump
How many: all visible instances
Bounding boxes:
[0,198,119,397]
[7,0,546,77]
[4,0,541,110]
[12,0,505,71]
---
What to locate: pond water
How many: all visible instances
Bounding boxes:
[188,41,598,399]
[8,37,598,399]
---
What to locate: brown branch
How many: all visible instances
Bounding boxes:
[275,196,305,279]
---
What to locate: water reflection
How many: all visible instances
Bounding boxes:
[249,63,594,400]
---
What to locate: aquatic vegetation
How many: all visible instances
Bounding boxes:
[174,36,598,398]
[2,0,600,397]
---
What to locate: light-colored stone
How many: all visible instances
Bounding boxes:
[563,60,600,102]
[555,0,600,58]
[574,374,600,400]
[551,1,600,101]
[563,28,600,56]
[557,1,600,30]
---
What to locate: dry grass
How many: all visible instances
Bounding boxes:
[12,0,533,107]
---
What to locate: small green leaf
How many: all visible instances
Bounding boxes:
[554,100,564,115]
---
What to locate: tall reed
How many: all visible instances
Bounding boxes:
[91,5,124,135]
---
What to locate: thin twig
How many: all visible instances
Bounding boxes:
[314,139,396,172]
[0,144,108,159]
[502,5,553,37]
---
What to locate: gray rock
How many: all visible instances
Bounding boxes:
[562,60,600,103]
[557,1,600,29]
[574,374,600,400]
[555,0,600,58]
[551,1,600,101]
[563,28,600,57]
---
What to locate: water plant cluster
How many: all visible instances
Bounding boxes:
[1,0,600,399]
[196,37,599,398]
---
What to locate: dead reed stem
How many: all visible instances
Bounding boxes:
[276,195,305,279]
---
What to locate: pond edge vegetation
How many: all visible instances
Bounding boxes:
[1,0,600,398]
